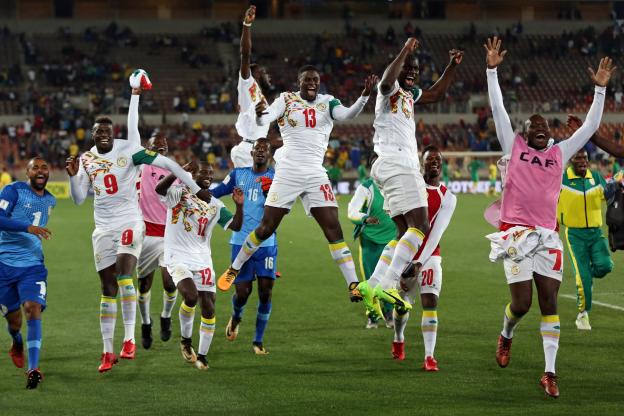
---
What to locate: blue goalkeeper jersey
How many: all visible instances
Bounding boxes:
[211,167,276,248]
[0,182,56,267]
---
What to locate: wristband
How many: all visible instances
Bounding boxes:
[243,22,252,27]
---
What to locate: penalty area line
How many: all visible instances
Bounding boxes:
[561,294,624,312]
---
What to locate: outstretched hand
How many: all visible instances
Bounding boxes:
[243,5,256,25]
[588,57,616,87]
[449,49,464,66]
[483,36,507,69]
[567,114,583,132]
[362,74,379,96]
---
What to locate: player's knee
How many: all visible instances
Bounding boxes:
[323,222,343,242]
[163,280,176,293]
[258,288,272,304]
[138,278,150,293]
[421,294,437,309]
[593,259,613,278]
[512,299,531,315]
[101,283,118,298]
[184,293,198,308]
[23,302,42,319]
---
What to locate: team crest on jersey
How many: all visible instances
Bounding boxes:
[316,103,327,111]
[117,156,128,167]
[171,190,211,233]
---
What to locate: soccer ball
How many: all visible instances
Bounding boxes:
[129,69,153,90]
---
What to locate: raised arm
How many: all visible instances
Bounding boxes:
[414,192,457,266]
[558,57,615,162]
[256,93,286,126]
[240,6,256,80]
[132,149,202,195]
[418,49,463,105]
[127,89,142,150]
[211,170,237,198]
[484,37,514,154]
[66,156,90,205]
[379,38,419,96]
[331,75,376,121]
[567,114,624,158]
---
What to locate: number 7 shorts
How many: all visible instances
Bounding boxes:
[265,172,338,214]
[92,221,145,272]
[503,240,564,284]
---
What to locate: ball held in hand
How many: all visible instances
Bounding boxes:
[129,69,153,90]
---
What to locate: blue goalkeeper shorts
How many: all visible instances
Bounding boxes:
[0,261,48,316]
[231,245,277,283]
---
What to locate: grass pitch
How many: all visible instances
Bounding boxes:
[1,195,623,415]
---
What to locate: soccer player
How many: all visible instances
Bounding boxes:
[356,38,463,315]
[156,162,243,370]
[66,80,212,372]
[391,146,456,371]
[488,159,498,196]
[230,5,278,168]
[136,133,178,348]
[348,170,396,328]
[468,158,483,193]
[218,67,377,303]
[211,138,277,354]
[557,148,613,330]
[484,36,614,397]
[0,157,55,389]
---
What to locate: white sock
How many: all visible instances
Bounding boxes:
[379,228,423,290]
[540,315,560,374]
[138,290,151,325]
[367,240,397,288]
[232,231,264,270]
[422,310,438,358]
[179,302,196,339]
[393,309,409,342]
[161,289,177,318]
[502,303,524,338]
[198,316,216,356]
[328,241,359,286]
[117,276,136,342]
[100,296,117,353]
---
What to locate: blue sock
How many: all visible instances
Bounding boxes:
[26,319,42,371]
[254,301,272,344]
[8,326,23,345]
[232,295,247,321]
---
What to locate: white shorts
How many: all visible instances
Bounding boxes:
[265,171,338,214]
[92,222,145,272]
[231,140,254,168]
[167,264,216,293]
[137,235,165,278]
[371,157,427,218]
[503,243,564,284]
[402,256,443,298]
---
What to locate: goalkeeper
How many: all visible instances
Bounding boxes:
[210,138,277,355]
[348,176,397,328]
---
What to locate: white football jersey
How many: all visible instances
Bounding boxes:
[163,184,233,271]
[235,73,270,141]
[373,81,422,168]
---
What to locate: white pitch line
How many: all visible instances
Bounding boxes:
[561,294,624,312]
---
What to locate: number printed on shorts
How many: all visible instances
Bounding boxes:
[303,108,316,128]
[421,269,434,286]
[121,229,133,246]
[320,184,335,202]
[264,257,274,270]
[199,268,213,285]
[197,217,208,236]
[548,249,562,272]
[36,281,46,300]
[103,174,118,194]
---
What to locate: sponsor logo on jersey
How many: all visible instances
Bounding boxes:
[117,156,128,167]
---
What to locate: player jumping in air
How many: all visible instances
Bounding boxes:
[211,138,277,355]
[0,158,55,389]
[66,73,212,372]
[356,38,463,316]
[136,133,178,348]
[484,37,615,398]
[156,163,243,370]
[218,67,377,302]
[391,146,456,371]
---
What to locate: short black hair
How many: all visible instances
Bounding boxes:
[252,137,271,150]
[422,145,441,157]
[298,65,320,76]
[94,116,113,125]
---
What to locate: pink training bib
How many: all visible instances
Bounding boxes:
[139,165,169,225]
[500,135,563,230]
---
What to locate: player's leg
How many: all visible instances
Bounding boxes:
[116,253,139,358]
[360,238,390,327]
[97,265,119,372]
[392,274,417,361]
[589,229,614,279]
[253,276,275,355]
[418,257,442,371]
[160,266,177,341]
[22,300,43,388]
[5,309,24,368]
[175,272,198,364]
[564,228,592,329]
[1,265,24,369]
[196,291,216,370]
[227,281,252,340]
[138,271,154,349]
[534,273,561,398]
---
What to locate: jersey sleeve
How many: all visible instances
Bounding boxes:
[140,152,201,194]
[257,93,286,126]
[211,170,237,198]
[347,184,372,224]
[238,72,254,111]
[0,185,30,232]
[163,185,184,209]
[69,158,91,205]
[217,206,234,230]
[415,192,457,265]
[486,68,515,154]
[330,96,369,121]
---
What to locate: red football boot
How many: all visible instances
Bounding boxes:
[496,335,512,368]
[98,352,118,373]
[120,340,136,359]
[391,341,405,360]
[9,342,24,368]
[539,372,560,398]
[423,356,439,372]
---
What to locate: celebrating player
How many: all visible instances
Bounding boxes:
[230,5,279,168]
[212,138,277,354]
[66,74,213,372]
[136,133,178,349]
[391,146,456,372]
[0,157,55,389]
[356,38,463,315]
[484,37,614,397]
[156,163,243,370]
[218,67,377,302]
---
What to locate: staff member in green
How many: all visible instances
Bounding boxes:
[557,149,614,330]
[348,177,397,328]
